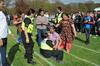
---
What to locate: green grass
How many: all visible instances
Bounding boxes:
[6,26,100,66]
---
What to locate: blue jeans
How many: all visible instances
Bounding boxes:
[0,52,2,66]
[0,38,7,66]
[37,29,47,46]
[85,28,91,44]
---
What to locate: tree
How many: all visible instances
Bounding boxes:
[15,0,29,14]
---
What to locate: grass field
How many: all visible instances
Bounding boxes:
[6,26,100,66]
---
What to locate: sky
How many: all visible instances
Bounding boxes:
[7,0,100,8]
[59,0,100,4]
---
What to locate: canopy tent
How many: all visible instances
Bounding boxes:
[94,7,100,11]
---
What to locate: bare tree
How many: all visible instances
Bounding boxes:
[15,0,29,14]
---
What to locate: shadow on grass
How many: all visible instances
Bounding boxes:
[7,44,20,66]
[75,37,86,44]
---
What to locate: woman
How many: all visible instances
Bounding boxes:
[56,13,76,53]
[36,9,48,46]
[48,26,61,49]
[13,14,23,44]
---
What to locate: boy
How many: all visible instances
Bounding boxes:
[83,12,94,44]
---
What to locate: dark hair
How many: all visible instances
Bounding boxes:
[42,33,48,39]
[61,12,69,18]
[38,8,44,16]
[57,6,62,11]
[27,8,35,16]
[50,25,56,30]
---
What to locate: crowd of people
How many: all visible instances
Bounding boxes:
[0,0,100,66]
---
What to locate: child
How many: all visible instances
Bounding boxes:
[83,12,94,44]
[48,25,61,50]
[56,13,76,53]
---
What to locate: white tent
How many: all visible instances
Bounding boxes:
[94,7,100,11]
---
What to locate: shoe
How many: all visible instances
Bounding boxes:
[93,36,96,39]
[51,57,56,61]
[96,35,98,36]
[28,60,36,65]
[24,55,27,59]
[85,41,89,45]
[56,60,64,64]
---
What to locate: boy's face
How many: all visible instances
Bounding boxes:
[0,1,5,10]
[87,13,90,16]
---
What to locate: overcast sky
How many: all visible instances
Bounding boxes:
[59,0,100,4]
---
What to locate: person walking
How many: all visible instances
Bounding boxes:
[21,9,36,65]
[56,13,76,53]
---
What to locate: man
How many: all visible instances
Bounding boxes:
[21,9,36,65]
[83,12,94,44]
[55,7,63,24]
[74,12,82,32]
[95,11,100,35]
[55,6,63,34]
[25,8,37,36]
[0,0,8,66]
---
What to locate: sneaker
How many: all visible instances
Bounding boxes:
[93,36,96,38]
[56,60,64,64]
[96,35,98,36]
[90,34,92,37]
[24,55,27,59]
[51,57,56,61]
[85,41,90,45]
[28,60,36,65]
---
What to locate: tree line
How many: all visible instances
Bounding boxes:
[6,0,100,15]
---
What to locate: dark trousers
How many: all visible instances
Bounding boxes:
[75,23,82,32]
[85,28,91,44]
[21,32,34,61]
[56,26,62,34]
[96,21,100,35]
[0,38,7,66]
[37,29,47,46]
[91,25,96,35]
[40,49,63,61]
[97,26,100,35]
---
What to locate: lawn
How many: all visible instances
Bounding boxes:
[6,26,100,66]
